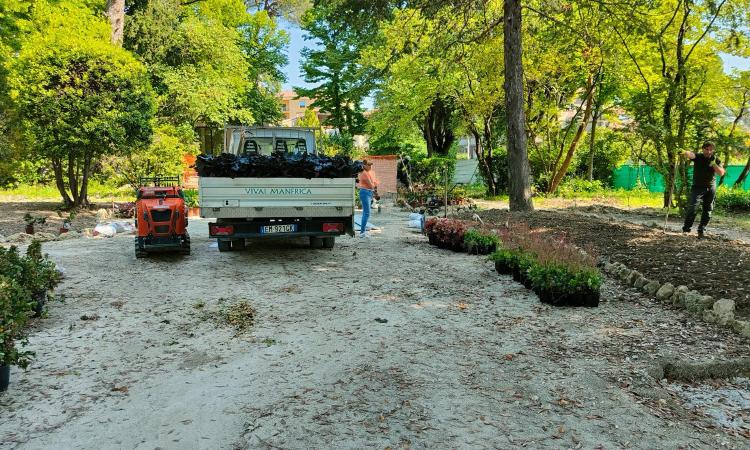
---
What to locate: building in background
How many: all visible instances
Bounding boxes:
[278,90,328,126]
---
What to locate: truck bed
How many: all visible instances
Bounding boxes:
[199,177,355,219]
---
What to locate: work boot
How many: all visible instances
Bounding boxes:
[697,229,705,239]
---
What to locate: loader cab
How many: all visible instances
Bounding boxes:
[225,126,316,156]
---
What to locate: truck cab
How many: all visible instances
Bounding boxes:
[226,126,316,156]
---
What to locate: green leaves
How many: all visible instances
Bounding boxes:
[6,2,155,205]
[0,243,60,368]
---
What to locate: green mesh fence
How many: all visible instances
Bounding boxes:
[613,165,750,192]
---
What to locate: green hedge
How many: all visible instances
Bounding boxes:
[715,187,750,213]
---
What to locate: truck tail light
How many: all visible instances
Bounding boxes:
[323,223,343,233]
[210,224,234,236]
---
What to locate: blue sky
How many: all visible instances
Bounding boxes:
[280,21,311,92]
[280,21,750,98]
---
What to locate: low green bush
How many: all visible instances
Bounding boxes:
[528,263,603,297]
[183,188,199,208]
[715,187,750,212]
[556,178,606,198]
[463,229,500,247]
[492,223,602,306]
[0,242,60,369]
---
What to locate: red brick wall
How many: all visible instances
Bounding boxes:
[183,154,199,189]
[367,155,398,194]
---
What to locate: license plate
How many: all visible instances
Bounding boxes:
[260,224,297,234]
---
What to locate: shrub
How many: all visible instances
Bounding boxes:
[464,228,500,254]
[424,217,439,235]
[425,218,469,251]
[0,275,35,368]
[404,156,456,187]
[494,222,602,306]
[0,242,60,368]
[557,178,606,198]
[183,189,199,208]
[715,187,750,213]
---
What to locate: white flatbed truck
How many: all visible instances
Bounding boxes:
[199,126,355,251]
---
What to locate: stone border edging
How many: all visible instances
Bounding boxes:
[600,259,750,339]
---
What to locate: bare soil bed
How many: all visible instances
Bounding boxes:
[462,208,750,318]
[1,207,749,448]
[0,202,100,238]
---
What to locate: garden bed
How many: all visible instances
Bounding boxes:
[458,208,750,318]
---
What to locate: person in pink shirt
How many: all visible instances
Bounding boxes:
[357,159,379,238]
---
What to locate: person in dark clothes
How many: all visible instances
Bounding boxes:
[681,141,726,238]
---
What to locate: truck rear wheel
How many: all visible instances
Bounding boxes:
[218,239,231,252]
[309,236,323,249]
[232,238,246,251]
[322,237,335,249]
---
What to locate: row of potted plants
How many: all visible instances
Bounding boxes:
[0,241,61,392]
[423,217,601,307]
[490,224,602,307]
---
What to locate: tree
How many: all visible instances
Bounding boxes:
[617,0,748,207]
[241,10,289,125]
[8,5,155,207]
[504,0,533,210]
[296,5,374,136]
[247,0,311,22]
[106,0,125,45]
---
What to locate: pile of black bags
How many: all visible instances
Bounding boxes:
[194,153,364,179]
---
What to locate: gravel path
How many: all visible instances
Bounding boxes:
[1,209,749,449]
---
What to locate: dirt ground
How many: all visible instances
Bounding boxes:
[1,206,750,448]
[0,202,102,238]
[463,205,750,319]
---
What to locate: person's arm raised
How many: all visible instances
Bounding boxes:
[711,159,726,176]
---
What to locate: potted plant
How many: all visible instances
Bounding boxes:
[183,189,200,217]
[0,275,35,392]
[23,213,46,235]
[59,211,76,234]
[24,241,61,316]
[464,229,500,255]
[0,247,42,392]
[489,248,515,275]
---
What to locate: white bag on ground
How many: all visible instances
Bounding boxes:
[111,221,135,234]
[408,213,425,229]
[93,224,117,238]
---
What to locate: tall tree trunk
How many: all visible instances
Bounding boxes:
[420,98,455,157]
[479,118,498,196]
[663,2,689,208]
[587,96,601,181]
[472,128,495,196]
[67,154,79,204]
[106,0,125,45]
[548,74,595,193]
[51,159,73,207]
[77,154,93,207]
[735,154,750,188]
[504,0,533,211]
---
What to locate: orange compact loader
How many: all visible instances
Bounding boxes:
[134,177,190,258]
